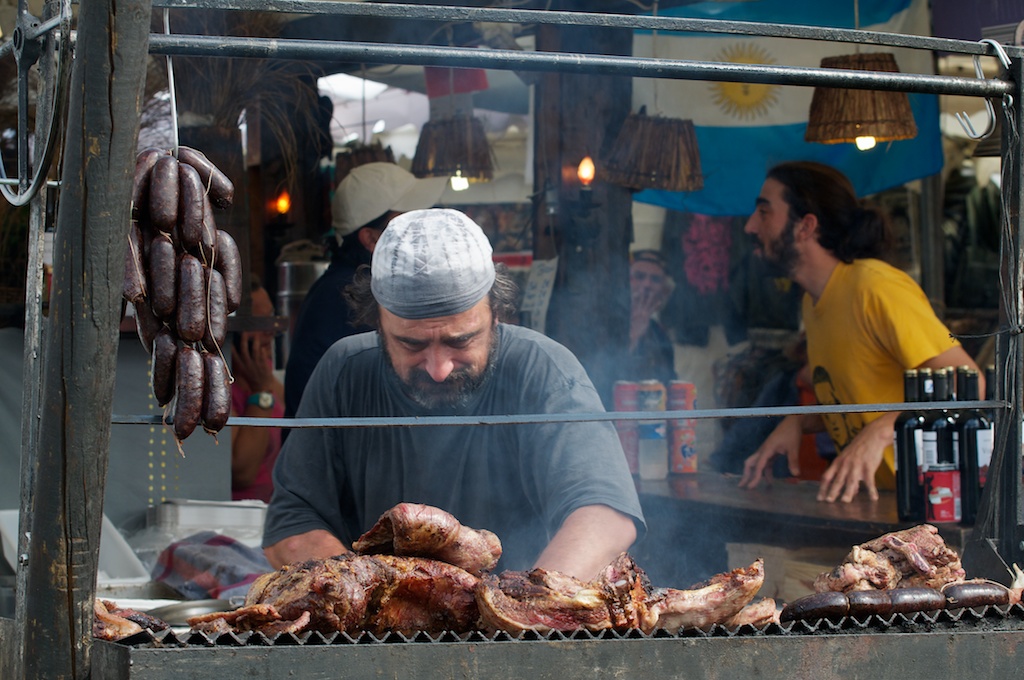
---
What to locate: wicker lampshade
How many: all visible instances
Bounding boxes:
[334,141,395,187]
[603,110,704,192]
[411,113,495,183]
[805,53,917,145]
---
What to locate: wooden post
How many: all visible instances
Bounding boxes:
[533,15,634,407]
[17,1,151,678]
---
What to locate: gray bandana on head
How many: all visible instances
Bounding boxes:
[371,208,496,319]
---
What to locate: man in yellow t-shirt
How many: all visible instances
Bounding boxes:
[738,161,981,503]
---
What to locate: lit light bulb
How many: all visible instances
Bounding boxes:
[450,171,470,192]
[577,156,595,187]
[274,189,291,215]
[855,136,877,151]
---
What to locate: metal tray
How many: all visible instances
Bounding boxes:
[145,599,235,627]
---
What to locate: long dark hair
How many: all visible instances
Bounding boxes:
[344,263,520,328]
[767,161,892,263]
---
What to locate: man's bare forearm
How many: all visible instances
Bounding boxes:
[264,529,349,570]
[532,505,638,582]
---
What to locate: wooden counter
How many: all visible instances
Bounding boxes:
[630,472,972,591]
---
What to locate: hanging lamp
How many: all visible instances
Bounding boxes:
[603,1,703,192]
[804,1,917,150]
[411,40,495,186]
[604,107,704,192]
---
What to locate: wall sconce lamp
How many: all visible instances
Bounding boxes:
[273,188,291,216]
[577,155,595,207]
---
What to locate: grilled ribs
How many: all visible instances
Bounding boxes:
[352,502,502,576]
[813,524,965,592]
[475,554,766,634]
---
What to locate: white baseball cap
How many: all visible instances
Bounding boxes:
[331,163,448,238]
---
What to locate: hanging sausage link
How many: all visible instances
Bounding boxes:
[121,146,238,447]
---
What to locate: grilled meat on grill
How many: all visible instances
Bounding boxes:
[93,599,169,641]
[475,553,766,634]
[720,597,780,628]
[474,559,648,633]
[190,554,482,636]
[813,524,965,592]
[648,559,768,631]
[352,502,502,576]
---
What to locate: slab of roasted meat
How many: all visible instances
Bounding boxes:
[647,558,769,632]
[720,597,780,628]
[352,502,502,576]
[189,553,481,636]
[189,552,768,637]
[475,553,767,634]
[813,524,966,592]
[93,599,170,641]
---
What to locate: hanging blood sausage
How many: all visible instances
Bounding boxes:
[200,352,231,435]
[172,345,205,441]
[176,145,235,209]
[124,145,242,443]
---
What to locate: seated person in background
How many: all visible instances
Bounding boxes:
[739,161,981,503]
[230,281,284,502]
[263,208,644,580]
[625,250,676,387]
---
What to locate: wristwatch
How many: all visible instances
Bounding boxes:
[247,391,275,409]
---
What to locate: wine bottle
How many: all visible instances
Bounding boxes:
[895,369,925,522]
[957,368,989,525]
[922,368,956,472]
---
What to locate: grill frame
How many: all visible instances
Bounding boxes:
[87,604,1024,679]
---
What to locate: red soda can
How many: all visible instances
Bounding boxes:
[924,464,961,522]
[613,381,640,475]
[668,381,698,474]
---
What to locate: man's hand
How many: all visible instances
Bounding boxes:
[739,415,804,489]
[816,413,896,503]
[233,332,277,393]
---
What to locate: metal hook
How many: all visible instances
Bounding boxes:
[955,39,1013,140]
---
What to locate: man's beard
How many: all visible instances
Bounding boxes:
[759,217,800,273]
[382,329,499,410]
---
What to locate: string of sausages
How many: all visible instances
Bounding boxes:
[122,146,242,449]
[780,580,1013,623]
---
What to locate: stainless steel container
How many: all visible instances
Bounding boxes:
[276,261,329,366]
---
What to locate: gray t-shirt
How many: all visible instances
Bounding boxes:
[264,323,645,571]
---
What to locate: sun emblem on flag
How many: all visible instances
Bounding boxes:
[710,43,781,120]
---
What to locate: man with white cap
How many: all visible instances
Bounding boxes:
[283,162,448,422]
[264,208,644,580]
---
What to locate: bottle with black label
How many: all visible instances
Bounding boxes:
[922,368,957,472]
[915,368,934,483]
[956,368,988,525]
[895,369,925,521]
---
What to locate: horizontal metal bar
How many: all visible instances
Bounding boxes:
[150,0,1024,58]
[111,400,1003,428]
[147,35,1013,97]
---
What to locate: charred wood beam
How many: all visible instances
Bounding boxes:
[16,1,152,679]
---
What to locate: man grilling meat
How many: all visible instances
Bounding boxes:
[264,208,645,580]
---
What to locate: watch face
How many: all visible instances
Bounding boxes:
[258,392,274,409]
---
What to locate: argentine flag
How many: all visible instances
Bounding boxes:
[631,0,943,216]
